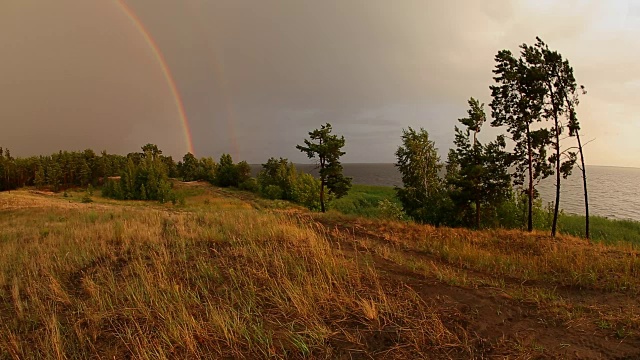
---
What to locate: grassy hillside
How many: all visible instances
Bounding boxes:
[1,183,640,359]
[329,184,400,218]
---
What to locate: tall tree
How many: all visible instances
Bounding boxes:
[395,127,444,224]
[490,48,553,232]
[296,123,352,212]
[35,162,46,190]
[566,98,589,240]
[523,38,579,237]
[47,161,62,192]
[141,143,162,160]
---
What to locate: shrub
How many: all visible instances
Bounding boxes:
[257,158,297,200]
[291,173,322,210]
[377,199,407,221]
[239,178,259,192]
[214,154,249,188]
[263,185,284,200]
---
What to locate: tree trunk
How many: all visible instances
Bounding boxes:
[320,179,325,213]
[526,127,534,232]
[475,200,480,229]
[551,123,561,237]
[576,131,590,239]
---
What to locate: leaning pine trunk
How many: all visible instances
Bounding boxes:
[551,124,561,237]
[526,126,534,232]
[576,131,589,239]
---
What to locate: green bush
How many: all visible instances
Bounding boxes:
[291,173,321,210]
[239,178,259,192]
[263,185,284,200]
[257,158,297,200]
[377,199,407,221]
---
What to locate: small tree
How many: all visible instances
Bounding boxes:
[449,98,511,228]
[257,157,298,200]
[178,153,199,181]
[235,161,252,186]
[198,157,218,183]
[395,127,444,224]
[214,154,237,187]
[296,123,352,212]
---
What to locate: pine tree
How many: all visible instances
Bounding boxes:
[449,98,511,228]
[490,47,553,232]
[296,123,352,212]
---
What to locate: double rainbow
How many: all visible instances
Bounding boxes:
[115,0,195,155]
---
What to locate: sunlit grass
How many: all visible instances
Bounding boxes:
[2,183,640,358]
[0,188,471,359]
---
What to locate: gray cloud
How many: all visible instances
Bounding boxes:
[1,0,638,167]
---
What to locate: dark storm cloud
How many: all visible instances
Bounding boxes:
[1,0,639,166]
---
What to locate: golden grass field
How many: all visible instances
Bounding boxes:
[1,183,640,359]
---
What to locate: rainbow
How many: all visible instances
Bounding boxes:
[114,0,195,155]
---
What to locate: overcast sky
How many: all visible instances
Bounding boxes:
[1,0,639,166]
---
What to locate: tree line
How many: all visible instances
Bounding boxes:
[1,37,589,238]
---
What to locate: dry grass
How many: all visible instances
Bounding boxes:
[0,190,471,359]
[1,186,639,359]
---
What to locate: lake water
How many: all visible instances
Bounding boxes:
[251,163,640,221]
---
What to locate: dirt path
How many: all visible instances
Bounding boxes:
[311,215,640,359]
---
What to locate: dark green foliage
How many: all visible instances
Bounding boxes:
[208,154,251,188]
[214,154,237,187]
[198,157,218,183]
[490,46,553,232]
[520,37,583,237]
[178,153,199,181]
[34,163,45,189]
[177,154,218,183]
[47,162,63,192]
[235,161,252,185]
[262,185,284,200]
[296,123,352,212]
[238,178,259,192]
[254,158,321,210]
[101,144,174,203]
[0,146,137,192]
[79,159,91,187]
[162,155,179,178]
[447,98,511,228]
[257,157,297,200]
